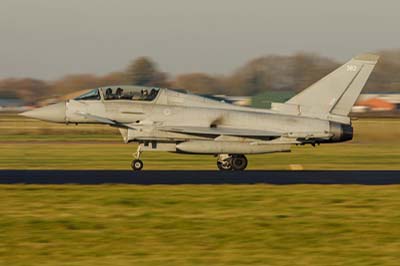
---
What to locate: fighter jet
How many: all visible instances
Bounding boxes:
[21,54,379,171]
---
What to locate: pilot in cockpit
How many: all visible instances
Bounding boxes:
[105,88,113,99]
[141,89,149,100]
[149,88,157,100]
[116,88,123,99]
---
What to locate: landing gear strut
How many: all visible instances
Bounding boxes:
[217,154,248,171]
[217,154,233,171]
[131,145,144,171]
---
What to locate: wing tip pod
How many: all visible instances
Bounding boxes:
[354,53,380,63]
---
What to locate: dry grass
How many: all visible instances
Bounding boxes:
[1,185,400,266]
[0,142,399,170]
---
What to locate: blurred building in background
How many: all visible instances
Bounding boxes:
[353,93,400,113]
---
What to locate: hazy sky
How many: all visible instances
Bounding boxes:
[1,0,399,80]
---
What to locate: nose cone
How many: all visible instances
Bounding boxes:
[20,102,66,122]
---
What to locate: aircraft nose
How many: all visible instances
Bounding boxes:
[20,102,66,122]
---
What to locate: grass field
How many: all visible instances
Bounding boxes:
[1,142,399,170]
[1,185,400,266]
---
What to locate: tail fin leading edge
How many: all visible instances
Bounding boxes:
[286,54,379,117]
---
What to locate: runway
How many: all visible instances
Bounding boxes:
[0,170,399,185]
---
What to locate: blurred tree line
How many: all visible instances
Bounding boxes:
[1,50,400,104]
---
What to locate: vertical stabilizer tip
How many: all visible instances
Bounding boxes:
[354,54,379,62]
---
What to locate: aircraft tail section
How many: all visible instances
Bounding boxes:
[285,54,379,118]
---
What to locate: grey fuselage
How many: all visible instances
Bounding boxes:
[65,87,350,147]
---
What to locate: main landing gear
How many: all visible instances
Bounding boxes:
[131,145,144,171]
[217,154,248,171]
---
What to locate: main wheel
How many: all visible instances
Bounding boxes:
[217,160,233,171]
[131,159,144,171]
[231,155,248,171]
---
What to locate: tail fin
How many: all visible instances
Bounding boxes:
[286,54,379,117]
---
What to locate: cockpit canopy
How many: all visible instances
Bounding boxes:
[74,86,160,102]
[74,89,101,101]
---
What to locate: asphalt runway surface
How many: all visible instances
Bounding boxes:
[0,170,399,185]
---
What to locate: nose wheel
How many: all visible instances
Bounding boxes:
[131,159,144,171]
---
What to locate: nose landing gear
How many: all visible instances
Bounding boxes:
[217,154,248,171]
[131,145,144,171]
